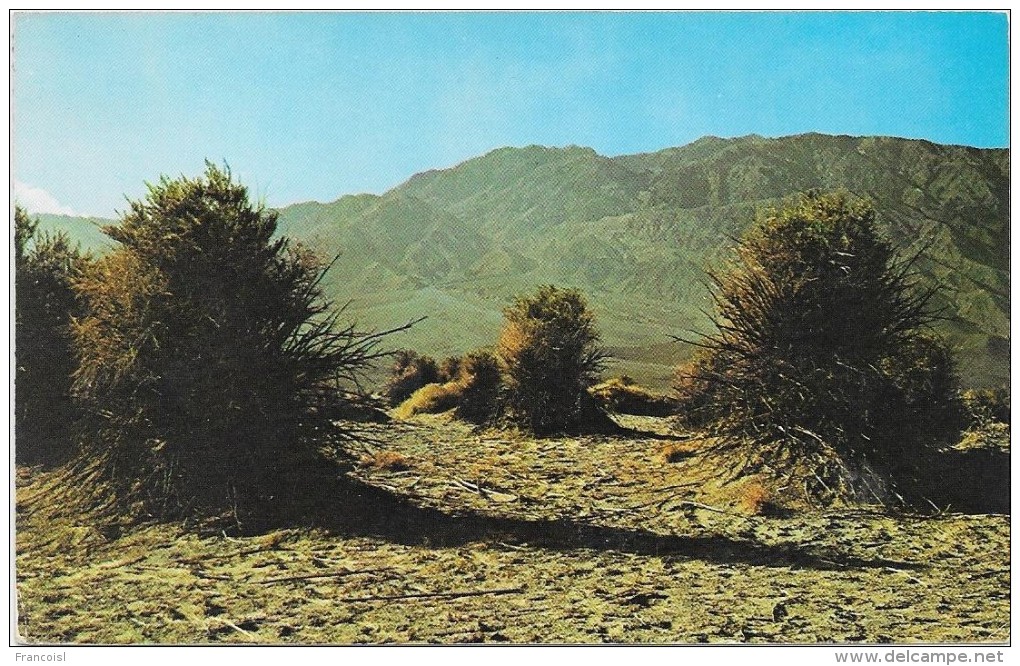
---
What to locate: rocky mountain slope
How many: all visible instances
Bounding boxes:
[34,133,1010,389]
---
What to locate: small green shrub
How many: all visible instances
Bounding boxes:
[496,285,607,434]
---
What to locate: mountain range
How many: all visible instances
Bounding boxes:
[34,133,1010,390]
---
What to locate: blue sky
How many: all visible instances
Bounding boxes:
[12,11,1009,218]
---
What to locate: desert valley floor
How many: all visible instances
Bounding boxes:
[15,415,1009,644]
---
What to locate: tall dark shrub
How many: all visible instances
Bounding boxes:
[496,285,607,434]
[454,350,502,425]
[675,191,960,498]
[71,164,395,523]
[15,206,91,465]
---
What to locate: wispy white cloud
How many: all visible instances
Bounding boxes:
[13,180,78,216]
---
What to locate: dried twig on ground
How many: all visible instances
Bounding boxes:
[220,619,256,640]
[675,500,742,516]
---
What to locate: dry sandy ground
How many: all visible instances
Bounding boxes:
[14,415,1009,644]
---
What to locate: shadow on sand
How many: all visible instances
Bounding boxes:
[260,475,924,574]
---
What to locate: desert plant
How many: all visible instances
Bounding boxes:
[15,206,92,465]
[70,163,402,524]
[383,350,441,405]
[454,350,502,425]
[391,350,502,424]
[675,191,961,502]
[496,285,607,434]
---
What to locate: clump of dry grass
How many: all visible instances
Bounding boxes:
[660,440,697,463]
[359,450,411,472]
[737,481,771,516]
[591,376,678,417]
[393,382,463,420]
